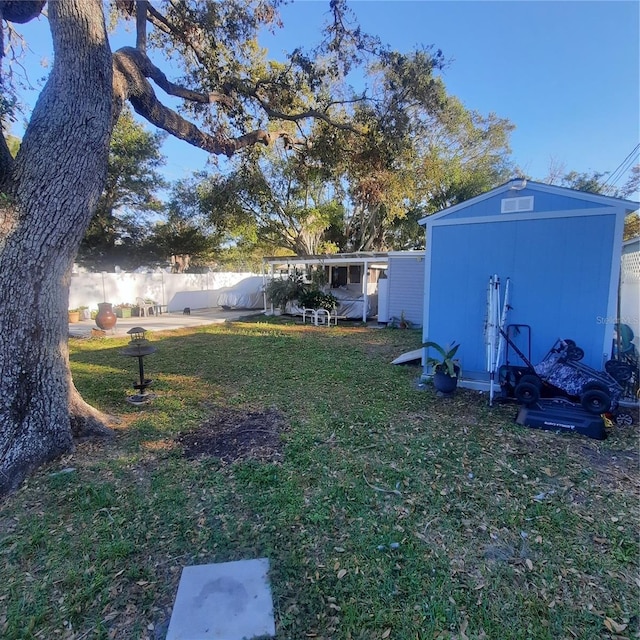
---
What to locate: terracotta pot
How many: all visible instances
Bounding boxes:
[68,311,80,323]
[95,302,117,330]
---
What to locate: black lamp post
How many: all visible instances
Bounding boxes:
[121,327,156,405]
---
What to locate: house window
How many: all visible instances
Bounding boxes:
[349,265,362,284]
[501,196,534,213]
[332,267,347,287]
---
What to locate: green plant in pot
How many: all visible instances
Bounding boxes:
[115,303,133,318]
[424,341,461,395]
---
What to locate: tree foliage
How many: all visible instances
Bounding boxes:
[178,52,515,257]
[147,178,224,271]
[76,106,166,271]
[184,142,346,256]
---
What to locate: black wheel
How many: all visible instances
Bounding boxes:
[582,381,609,393]
[580,389,611,414]
[615,412,634,426]
[514,381,540,405]
[519,373,541,388]
[566,345,585,361]
[605,360,633,383]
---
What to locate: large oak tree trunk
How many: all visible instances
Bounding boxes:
[0,0,114,494]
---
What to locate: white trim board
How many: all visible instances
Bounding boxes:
[424,207,623,229]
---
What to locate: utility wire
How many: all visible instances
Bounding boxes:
[603,144,638,188]
[607,149,638,187]
[601,143,640,191]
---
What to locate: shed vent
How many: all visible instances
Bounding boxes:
[501,196,534,213]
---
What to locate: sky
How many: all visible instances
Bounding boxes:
[12,0,640,197]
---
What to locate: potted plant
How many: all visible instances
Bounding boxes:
[424,341,461,394]
[115,303,133,318]
[68,308,80,323]
[389,310,412,329]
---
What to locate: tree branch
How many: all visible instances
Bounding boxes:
[0,0,45,24]
[116,47,232,106]
[113,49,304,157]
[0,133,13,190]
[135,0,147,51]
[244,80,365,133]
[139,4,363,135]
[146,3,210,67]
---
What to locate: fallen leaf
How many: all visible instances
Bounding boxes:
[604,617,627,633]
[337,569,347,579]
[525,559,533,570]
[381,629,391,639]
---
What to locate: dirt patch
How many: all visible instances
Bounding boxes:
[177,407,286,463]
[570,444,639,481]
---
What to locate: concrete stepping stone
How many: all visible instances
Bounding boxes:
[166,558,276,640]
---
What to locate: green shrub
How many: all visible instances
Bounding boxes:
[298,289,338,311]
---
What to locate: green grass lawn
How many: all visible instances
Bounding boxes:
[1,319,638,640]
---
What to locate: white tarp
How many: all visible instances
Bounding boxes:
[216,276,265,309]
[286,287,375,319]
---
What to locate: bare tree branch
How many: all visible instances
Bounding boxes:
[135,0,147,51]
[145,3,172,36]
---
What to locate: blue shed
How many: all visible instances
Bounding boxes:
[419,179,639,389]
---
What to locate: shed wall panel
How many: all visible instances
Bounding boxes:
[387,254,425,326]
[425,214,618,378]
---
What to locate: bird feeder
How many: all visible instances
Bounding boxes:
[121,326,156,405]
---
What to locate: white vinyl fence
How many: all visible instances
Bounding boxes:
[69,271,258,313]
[620,239,639,339]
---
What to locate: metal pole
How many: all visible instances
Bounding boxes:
[495,277,511,373]
[362,260,369,323]
[488,275,500,405]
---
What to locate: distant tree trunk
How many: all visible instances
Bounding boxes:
[0,0,115,494]
[171,254,191,273]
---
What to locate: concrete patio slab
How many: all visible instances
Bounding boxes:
[68,308,263,338]
[166,558,276,640]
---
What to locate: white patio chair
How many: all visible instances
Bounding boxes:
[136,297,156,317]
